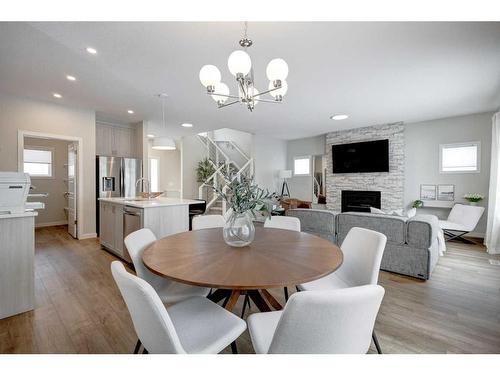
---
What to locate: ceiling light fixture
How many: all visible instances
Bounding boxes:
[181,123,193,128]
[66,75,76,81]
[147,134,155,138]
[86,47,97,55]
[127,110,134,114]
[151,94,176,151]
[330,114,349,120]
[53,93,62,98]
[199,22,289,112]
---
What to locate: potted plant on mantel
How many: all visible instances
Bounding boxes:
[212,175,275,248]
[463,193,484,206]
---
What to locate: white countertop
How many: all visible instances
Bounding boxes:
[99,197,201,208]
[0,211,38,219]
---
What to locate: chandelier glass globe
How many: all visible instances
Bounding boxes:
[266,58,289,81]
[227,50,252,76]
[199,65,221,87]
[269,80,288,97]
[211,82,230,103]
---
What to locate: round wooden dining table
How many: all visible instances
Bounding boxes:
[142,227,343,313]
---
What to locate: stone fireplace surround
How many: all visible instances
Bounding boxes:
[325,123,405,212]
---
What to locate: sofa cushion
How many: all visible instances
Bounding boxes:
[406,214,439,249]
[337,212,406,245]
[286,208,337,236]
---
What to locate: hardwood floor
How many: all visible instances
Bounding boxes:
[1,225,499,354]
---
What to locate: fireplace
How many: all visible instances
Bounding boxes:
[341,190,381,213]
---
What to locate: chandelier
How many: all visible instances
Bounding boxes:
[199,22,289,112]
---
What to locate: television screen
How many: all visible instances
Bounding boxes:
[332,139,389,173]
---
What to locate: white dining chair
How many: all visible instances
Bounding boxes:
[262,215,301,303]
[438,203,485,244]
[192,214,226,230]
[111,261,247,354]
[297,226,387,353]
[125,228,210,304]
[263,216,301,232]
[248,285,385,354]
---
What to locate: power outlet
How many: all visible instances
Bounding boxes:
[488,259,500,266]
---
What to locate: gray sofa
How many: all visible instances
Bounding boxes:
[287,209,440,280]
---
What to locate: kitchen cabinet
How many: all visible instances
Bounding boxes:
[99,201,127,261]
[96,123,137,157]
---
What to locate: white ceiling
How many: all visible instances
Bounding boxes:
[0,22,499,140]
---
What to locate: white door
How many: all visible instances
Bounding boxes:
[67,143,78,238]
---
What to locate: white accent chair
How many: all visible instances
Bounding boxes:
[111,261,247,354]
[298,227,387,353]
[124,228,210,304]
[438,203,485,244]
[263,215,301,302]
[264,216,301,232]
[248,285,385,354]
[192,214,226,230]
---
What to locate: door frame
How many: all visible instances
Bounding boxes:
[18,130,85,239]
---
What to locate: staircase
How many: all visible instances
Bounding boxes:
[197,133,254,215]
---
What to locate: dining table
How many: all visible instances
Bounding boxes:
[142,226,343,313]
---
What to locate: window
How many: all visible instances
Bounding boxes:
[149,158,160,192]
[440,142,480,173]
[294,156,311,176]
[23,147,54,178]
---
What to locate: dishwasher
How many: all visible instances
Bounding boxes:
[123,206,143,262]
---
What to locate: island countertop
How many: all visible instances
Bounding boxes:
[98,197,201,209]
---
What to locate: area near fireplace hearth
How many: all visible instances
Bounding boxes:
[326,123,405,212]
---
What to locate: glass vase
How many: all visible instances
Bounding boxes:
[223,211,255,247]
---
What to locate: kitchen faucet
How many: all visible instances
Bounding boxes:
[136,178,151,197]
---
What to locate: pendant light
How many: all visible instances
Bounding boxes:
[152,93,176,151]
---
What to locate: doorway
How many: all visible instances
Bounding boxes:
[18,130,83,239]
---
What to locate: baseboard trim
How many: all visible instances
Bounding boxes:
[35,220,68,228]
[78,232,97,240]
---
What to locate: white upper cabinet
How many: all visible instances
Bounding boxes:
[96,123,138,157]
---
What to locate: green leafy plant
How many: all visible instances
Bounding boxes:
[463,193,484,203]
[212,175,276,219]
[196,158,215,183]
[412,199,423,208]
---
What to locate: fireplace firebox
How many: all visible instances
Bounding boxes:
[341,190,381,213]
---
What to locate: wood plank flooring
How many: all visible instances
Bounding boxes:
[1,225,499,354]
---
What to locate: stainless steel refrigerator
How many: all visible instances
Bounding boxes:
[96,156,142,235]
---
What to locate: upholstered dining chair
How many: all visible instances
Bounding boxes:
[247,285,385,354]
[111,261,247,354]
[124,228,210,304]
[192,214,226,230]
[297,226,387,353]
[263,216,301,303]
[438,203,485,244]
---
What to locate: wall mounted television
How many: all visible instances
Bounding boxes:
[332,139,389,173]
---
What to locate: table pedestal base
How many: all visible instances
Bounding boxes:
[208,289,283,313]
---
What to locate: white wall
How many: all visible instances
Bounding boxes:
[405,112,492,235]
[181,135,207,199]
[286,135,326,201]
[213,128,253,157]
[252,134,287,193]
[0,93,96,238]
[25,137,71,227]
[147,140,181,196]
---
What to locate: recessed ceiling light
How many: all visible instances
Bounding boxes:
[86,47,97,55]
[181,123,193,128]
[127,110,134,114]
[330,114,349,120]
[66,75,76,81]
[53,93,62,98]
[147,134,155,138]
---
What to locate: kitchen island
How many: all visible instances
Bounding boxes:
[0,211,37,319]
[98,197,200,262]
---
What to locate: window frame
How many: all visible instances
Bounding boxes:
[23,145,55,179]
[293,155,312,176]
[149,157,160,192]
[439,141,481,174]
